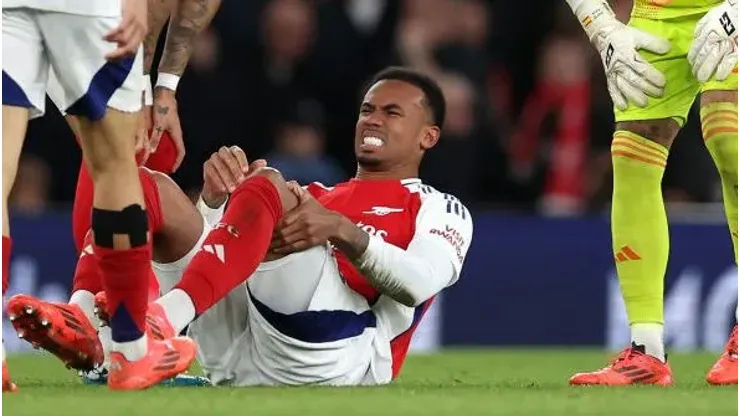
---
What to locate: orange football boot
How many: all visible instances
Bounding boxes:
[107,336,197,390]
[2,360,17,393]
[7,294,103,371]
[706,325,738,385]
[94,292,175,341]
[569,343,673,386]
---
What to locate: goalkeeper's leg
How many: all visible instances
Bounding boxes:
[570,119,678,386]
[699,89,738,386]
[610,120,677,361]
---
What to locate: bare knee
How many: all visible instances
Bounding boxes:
[77,109,139,176]
[701,90,738,106]
[615,119,681,149]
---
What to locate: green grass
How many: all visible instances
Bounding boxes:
[3,349,737,416]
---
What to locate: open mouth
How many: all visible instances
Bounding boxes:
[362,136,383,148]
[360,131,385,150]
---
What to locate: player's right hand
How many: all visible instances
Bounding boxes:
[104,0,148,61]
[151,88,185,172]
[688,0,738,82]
[593,23,672,110]
[202,146,266,208]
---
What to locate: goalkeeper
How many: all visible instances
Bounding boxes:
[566,0,738,386]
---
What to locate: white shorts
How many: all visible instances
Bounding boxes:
[2,8,142,120]
[156,242,395,387]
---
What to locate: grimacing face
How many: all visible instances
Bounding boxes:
[354,79,440,169]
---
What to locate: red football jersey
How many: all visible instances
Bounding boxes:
[306,178,473,378]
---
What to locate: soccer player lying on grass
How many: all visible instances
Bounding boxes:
[9,67,474,386]
[565,0,737,386]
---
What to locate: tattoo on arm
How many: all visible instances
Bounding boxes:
[144,0,178,74]
[159,0,222,76]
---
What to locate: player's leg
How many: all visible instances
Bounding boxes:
[611,118,677,360]
[8,70,168,365]
[141,170,377,386]
[154,167,297,335]
[136,170,240,384]
[146,172,373,385]
[92,167,294,387]
[570,17,699,386]
[699,81,738,385]
[699,90,738,263]
[42,13,150,357]
[1,8,50,393]
[38,12,194,390]
[94,167,295,384]
[6,165,173,371]
[5,70,101,377]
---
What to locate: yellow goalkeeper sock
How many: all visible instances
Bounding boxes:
[701,102,738,263]
[611,131,669,359]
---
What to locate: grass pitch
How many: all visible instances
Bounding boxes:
[2,349,737,416]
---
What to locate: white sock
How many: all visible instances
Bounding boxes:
[97,326,112,368]
[631,323,665,362]
[155,289,196,335]
[110,334,148,362]
[68,290,101,329]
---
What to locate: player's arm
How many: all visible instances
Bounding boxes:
[149,0,222,170]
[144,0,178,76]
[157,0,221,78]
[688,0,738,82]
[566,0,671,109]
[333,194,474,307]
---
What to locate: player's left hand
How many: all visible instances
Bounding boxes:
[688,0,738,82]
[272,187,344,254]
[150,87,185,172]
[105,0,148,61]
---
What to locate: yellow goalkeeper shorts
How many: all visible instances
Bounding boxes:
[614,15,739,126]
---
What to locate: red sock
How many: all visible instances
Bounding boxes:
[73,165,164,303]
[72,232,160,301]
[93,204,152,343]
[175,176,282,314]
[96,244,152,342]
[3,236,11,296]
[72,231,103,295]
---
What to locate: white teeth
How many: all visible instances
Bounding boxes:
[363,136,383,147]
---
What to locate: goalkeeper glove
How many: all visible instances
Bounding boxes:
[688,0,738,83]
[568,0,672,110]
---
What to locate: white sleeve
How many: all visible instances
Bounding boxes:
[195,196,227,227]
[351,193,473,307]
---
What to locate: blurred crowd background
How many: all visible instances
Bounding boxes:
[14,0,725,217]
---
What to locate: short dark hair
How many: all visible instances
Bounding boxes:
[362,67,446,130]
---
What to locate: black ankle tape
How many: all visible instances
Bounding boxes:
[91,205,149,248]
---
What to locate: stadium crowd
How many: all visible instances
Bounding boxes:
[13,0,722,216]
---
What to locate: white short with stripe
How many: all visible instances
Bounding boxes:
[2,8,142,120]
[182,244,396,387]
